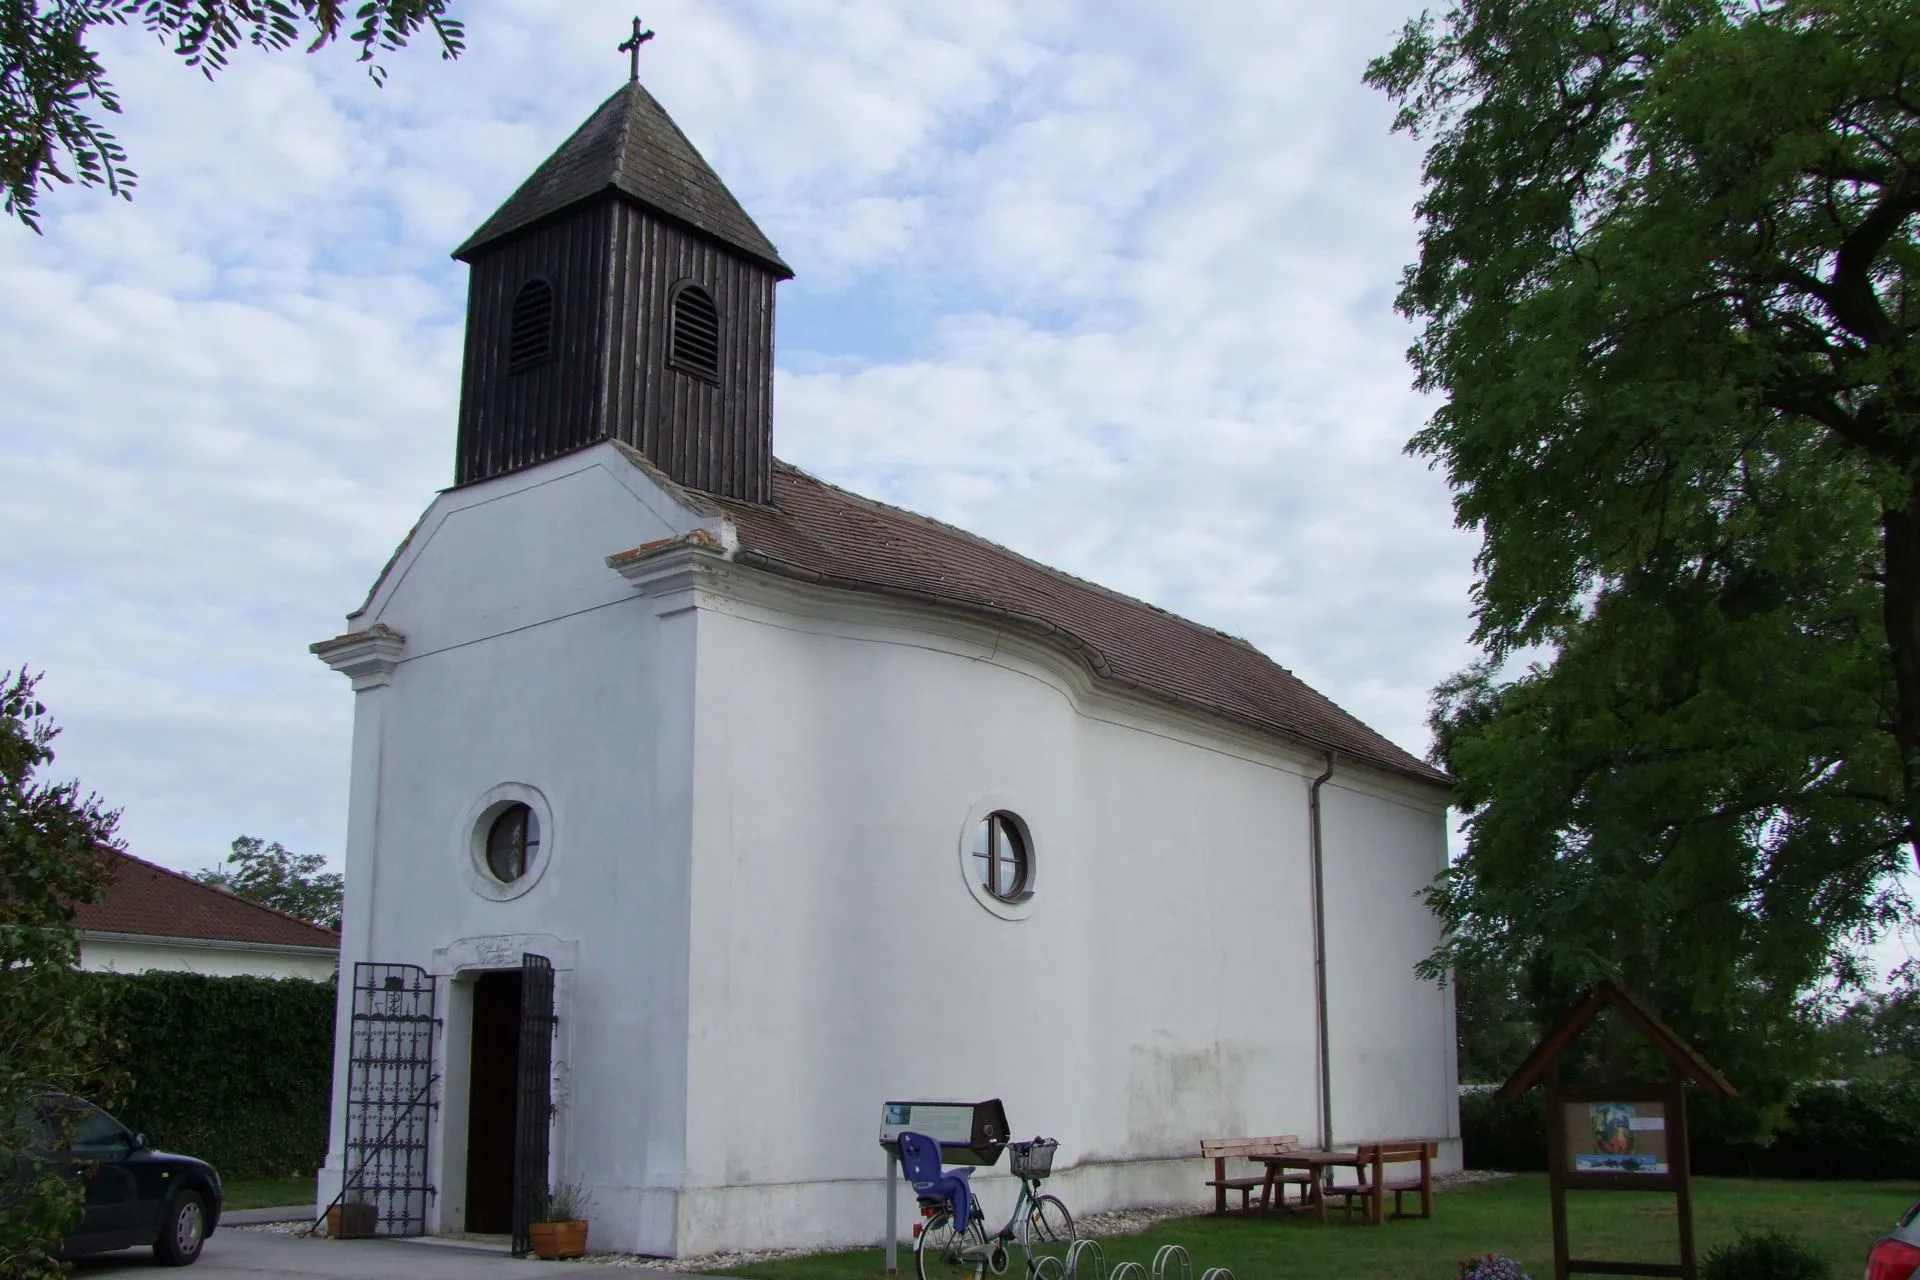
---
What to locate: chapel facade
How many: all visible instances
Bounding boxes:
[312,76,1459,1259]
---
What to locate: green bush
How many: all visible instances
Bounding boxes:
[1701,1229,1831,1280]
[1458,1089,1545,1171]
[1750,1077,1920,1180]
[90,970,335,1180]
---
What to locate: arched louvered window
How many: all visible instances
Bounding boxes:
[506,277,555,372]
[669,282,720,384]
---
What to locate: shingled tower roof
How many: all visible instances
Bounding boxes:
[454,81,792,276]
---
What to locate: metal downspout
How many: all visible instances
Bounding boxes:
[1308,752,1336,1150]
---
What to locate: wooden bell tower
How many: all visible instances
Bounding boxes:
[450,79,792,502]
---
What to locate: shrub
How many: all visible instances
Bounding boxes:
[92,970,336,1179]
[1458,1255,1531,1280]
[1459,1089,1546,1170]
[1701,1228,1830,1280]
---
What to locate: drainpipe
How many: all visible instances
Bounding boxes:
[1308,752,1336,1150]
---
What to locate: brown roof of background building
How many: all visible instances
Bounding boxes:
[716,462,1450,788]
[73,849,340,951]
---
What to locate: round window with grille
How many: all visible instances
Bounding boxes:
[485,802,541,883]
[971,811,1030,902]
[669,282,720,383]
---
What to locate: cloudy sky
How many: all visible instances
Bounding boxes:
[1,0,1482,883]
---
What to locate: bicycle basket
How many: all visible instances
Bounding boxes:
[1009,1139,1058,1180]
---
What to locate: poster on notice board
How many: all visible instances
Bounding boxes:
[1563,1100,1670,1175]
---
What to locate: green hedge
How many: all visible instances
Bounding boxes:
[88,970,336,1180]
[1460,1076,1920,1179]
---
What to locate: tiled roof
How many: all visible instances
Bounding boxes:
[455,81,792,276]
[716,462,1449,788]
[73,849,340,951]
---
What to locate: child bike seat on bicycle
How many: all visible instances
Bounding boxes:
[896,1131,976,1233]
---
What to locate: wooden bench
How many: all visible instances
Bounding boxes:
[1200,1136,1304,1212]
[1325,1140,1436,1224]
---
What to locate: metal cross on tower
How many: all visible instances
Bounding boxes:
[618,16,655,82]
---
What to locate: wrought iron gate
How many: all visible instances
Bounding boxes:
[511,952,556,1257]
[342,962,438,1236]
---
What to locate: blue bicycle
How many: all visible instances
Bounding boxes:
[899,1132,1075,1280]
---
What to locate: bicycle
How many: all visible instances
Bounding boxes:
[916,1137,1076,1280]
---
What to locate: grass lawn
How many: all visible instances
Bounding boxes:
[220,1176,316,1211]
[715,1176,1917,1280]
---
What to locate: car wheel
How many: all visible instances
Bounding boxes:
[153,1190,207,1266]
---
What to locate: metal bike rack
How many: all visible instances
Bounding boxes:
[1199,1269,1237,1280]
[1109,1263,1149,1280]
[1152,1244,1193,1280]
[1065,1239,1107,1280]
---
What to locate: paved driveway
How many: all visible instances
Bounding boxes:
[68,1226,705,1279]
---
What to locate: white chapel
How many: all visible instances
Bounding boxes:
[311,74,1459,1259]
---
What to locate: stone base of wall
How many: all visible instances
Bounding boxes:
[393,1137,1464,1259]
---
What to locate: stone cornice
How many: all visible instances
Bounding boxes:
[310,623,407,690]
[606,529,736,617]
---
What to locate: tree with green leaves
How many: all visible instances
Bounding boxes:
[196,834,341,931]
[2,0,465,230]
[0,669,127,1277]
[1367,0,1919,1114]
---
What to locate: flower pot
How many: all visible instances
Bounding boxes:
[528,1219,589,1259]
[328,1203,376,1239]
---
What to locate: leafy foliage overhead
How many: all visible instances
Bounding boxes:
[196,834,341,931]
[1366,0,1919,1108]
[1,0,465,230]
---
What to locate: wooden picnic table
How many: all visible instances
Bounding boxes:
[1248,1149,1364,1221]
[1251,1143,1439,1224]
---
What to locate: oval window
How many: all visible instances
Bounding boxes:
[485,803,541,883]
[970,812,1029,902]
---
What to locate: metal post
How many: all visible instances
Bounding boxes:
[884,1149,900,1273]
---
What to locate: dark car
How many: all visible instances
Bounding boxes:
[1868,1198,1920,1280]
[17,1093,223,1266]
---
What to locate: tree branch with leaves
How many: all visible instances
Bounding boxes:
[196,834,341,931]
[1369,0,1920,1113]
[1,0,464,230]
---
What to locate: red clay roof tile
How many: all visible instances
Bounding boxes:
[719,462,1449,788]
[73,849,340,951]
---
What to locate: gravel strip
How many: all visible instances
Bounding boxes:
[575,1204,1213,1270]
[262,1182,1514,1267]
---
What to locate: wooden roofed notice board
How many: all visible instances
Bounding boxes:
[1499,981,1737,1280]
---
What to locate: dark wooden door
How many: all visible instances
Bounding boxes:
[465,971,522,1234]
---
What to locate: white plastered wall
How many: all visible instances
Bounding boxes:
[77,936,338,981]
[1321,780,1460,1158]
[672,570,1456,1255]
[315,445,709,1256]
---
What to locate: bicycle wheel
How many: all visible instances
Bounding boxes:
[918,1207,987,1280]
[1019,1193,1075,1280]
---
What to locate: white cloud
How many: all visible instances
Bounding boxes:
[0,0,1476,881]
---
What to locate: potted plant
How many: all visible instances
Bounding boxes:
[528,1179,594,1260]
[326,1195,376,1239]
